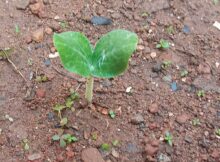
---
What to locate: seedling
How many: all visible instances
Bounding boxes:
[180,70,188,77]
[35,75,48,82]
[192,118,200,126]
[60,117,68,126]
[162,60,172,69]
[213,0,219,5]
[91,132,98,140]
[216,129,220,136]
[53,30,138,103]
[112,140,120,147]
[156,39,170,49]
[52,133,78,148]
[164,131,173,146]
[100,143,111,151]
[109,110,116,119]
[166,25,175,35]
[22,139,30,151]
[53,104,66,119]
[15,25,20,34]
[197,90,205,97]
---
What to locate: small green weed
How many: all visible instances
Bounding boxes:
[180,70,188,77]
[100,143,111,151]
[52,134,78,148]
[15,25,20,34]
[192,118,200,126]
[216,129,220,136]
[162,61,172,69]
[109,110,116,119]
[164,131,173,146]
[166,25,175,35]
[197,90,205,97]
[112,140,120,147]
[156,39,170,49]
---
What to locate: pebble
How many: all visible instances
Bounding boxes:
[125,143,139,153]
[47,112,55,121]
[157,153,171,162]
[197,63,211,74]
[81,148,105,162]
[29,1,45,17]
[176,114,189,124]
[162,75,172,83]
[145,144,158,156]
[56,154,65,162]
[137,45,145,52]
[211,149,220,159]
[36,88,46,98]
[184,136,192,144]
[45,27,53,35]
[91,16,112,25]
[44,58,51,67]
[25,35,32,44]
[49,52,59,58]
[216,62,219,68]
[111,149,119,158]
[126,86,132,93]
[144,47,151,54]
[171,82,178,92]
[131,114,144,125]
[150,52,157,58]
[183,25,190,34]
[28,153,42,161]
[16,0,30,10]
[149,103,159,114]
[32,28,44,43]
[152,63,162,73]
[111,12,121,19]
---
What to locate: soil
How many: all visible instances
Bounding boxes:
[0,0,220,162]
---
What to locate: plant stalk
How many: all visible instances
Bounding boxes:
[85,76,94,103]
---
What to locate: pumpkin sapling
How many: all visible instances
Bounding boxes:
[53,29,138,103]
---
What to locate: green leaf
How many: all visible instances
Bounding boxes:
[156,44,161,48]
[160,39,170,49]
[112,140,119,146]
[92,30,138,78]
[101,143,111,151]
[65,98,73,108]
[0,48,13,59]
[53,32,93,77]
[60,139,66,147]
[53,104,66,111]
[60,117,68,126]
[109,110,116,119]
[52,135,60,141]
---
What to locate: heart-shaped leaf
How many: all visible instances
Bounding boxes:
[91,30,138,78]
[53,32,93,77]
[53,30,138,78]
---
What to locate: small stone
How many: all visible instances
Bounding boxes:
[125,143,139,153]
[152,63,162,73]
[111,149,119,158]
[131,114,144,125]
[111,12,121,19]
[144,47,151,54]
[162,75,172,83]
[56,154,65,162]
[149,123,158,130]
[32,28,44,42]
[126,86,132,93]
[45,27,53,35]
[137,45,145,51]
[16,0,30,10]
[204,131,209,137]
[149,103,159,114]
[211,149,220,159]
[145,144,158,156]
[29,1,45,17]
[216,62,219,68]
[184,136,192,144]
[101,108,108,115]
[176,114,189,124]
[198,63,211,74]
[25,35,32,44]
[91,16,112,25]
[44,58,51,67]
[157,153,171,162]
[66,150,75,158]
[28,153,42,161]
[36,88,46,98]
[49,52,59,58]
[81,148,105,162]
[150,52,157,58]
[150,140,159,147]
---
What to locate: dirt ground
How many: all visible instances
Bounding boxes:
[0,0,220,162]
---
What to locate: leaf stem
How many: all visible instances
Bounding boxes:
[85,76,94,103]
